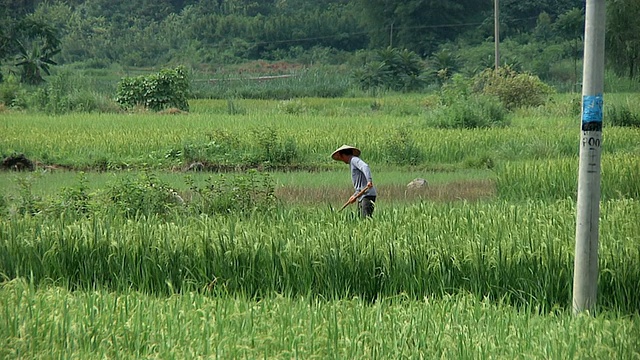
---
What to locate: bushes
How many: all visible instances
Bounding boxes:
[186,170,277,216]
[607,104,640,127]
[429,96,510,129]
[166,127,302,168]
[0,71,120,113]
[472,65,555,110]
[353,47,427,93]
[424,67,554,129]
[4,171,277,219]
[108,172,183,218]
[115,66,190,112]
[427,74,511,129]
[382,127,425,166]
[0,75,25,108]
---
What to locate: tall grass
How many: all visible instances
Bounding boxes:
[496,153,640,201]
[1,280,637,359]
[191,68,352,99]
[3,107,640,170]
[1,200,638,313]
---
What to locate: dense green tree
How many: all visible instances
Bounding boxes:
[554,7,584,87]
[0,0,39,17]
[354,0,491,56]
[2,0,630,90]
[499,0,583,34]
[353,47,426,92]
[15,37,59,84]
[0,13,61,84]
[606,0,640,79]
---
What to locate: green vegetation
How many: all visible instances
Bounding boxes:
[115,66,190,112]
[2,0,640,110]
[1,1,640,357]
[2,282,636,359]
[1,199,638,312]
[2,93,639,171]
[1,93,639,358]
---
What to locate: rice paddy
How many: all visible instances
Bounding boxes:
[1,93,639,358]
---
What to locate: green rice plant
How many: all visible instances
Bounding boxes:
[1,281,637,359]
[192,68,351,99]
[3,94,640,170]
[225,98,246,115]
[496,153,640,201]
[1,199,638,313]
[607,103,640,127]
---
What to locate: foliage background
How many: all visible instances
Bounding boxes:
[1,0,639,94]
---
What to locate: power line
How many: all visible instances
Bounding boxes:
[246,16,539,47]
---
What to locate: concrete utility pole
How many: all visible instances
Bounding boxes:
[573,0,605,315]
[494,0,500,70]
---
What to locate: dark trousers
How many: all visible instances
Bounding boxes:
[359,196,376,217]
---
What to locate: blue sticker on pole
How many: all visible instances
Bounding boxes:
[582,94,603,123]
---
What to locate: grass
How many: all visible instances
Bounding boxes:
[2,93,639,170]
[1,92,639,358]
[1,280,638,359]
[1,200,638,312]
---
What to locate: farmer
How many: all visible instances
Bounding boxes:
[331,145,377,217]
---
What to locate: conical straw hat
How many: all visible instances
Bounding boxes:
[331,145,361,161]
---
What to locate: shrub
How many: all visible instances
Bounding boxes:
[353,47,427,93]
[115,66,190,112]
[107,172,183,218]
[186,170,277,215]
[607,104,640,127]
[46,172,95,217]
[16,175,44,216]
[0,191,6,216]
[251,127,299,166]
[472,65,555,110]
[0,74,22,107]
[383,127,425,166]
[429,95,510,129]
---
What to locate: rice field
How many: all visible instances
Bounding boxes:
[1,93,639,358]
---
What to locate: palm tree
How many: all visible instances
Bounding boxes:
[15,39,60,85]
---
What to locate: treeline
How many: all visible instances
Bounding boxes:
[1,0,639,85]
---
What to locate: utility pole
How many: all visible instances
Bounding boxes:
[573,0,605,315]
[494,0,499,70]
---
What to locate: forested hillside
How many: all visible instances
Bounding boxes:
[1,0,639,91]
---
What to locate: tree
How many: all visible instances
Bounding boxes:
[0,14,61,84]
[554,8,584,88]
[606,0,640,79]
[354,0,491,56]
[499,0,583,35]
[353,47,426,92]
[12,17,61,84]
[15,38,60,84]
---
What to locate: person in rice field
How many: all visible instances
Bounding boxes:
[331,145,377,217]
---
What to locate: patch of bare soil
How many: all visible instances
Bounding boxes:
[1,154,34,171]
